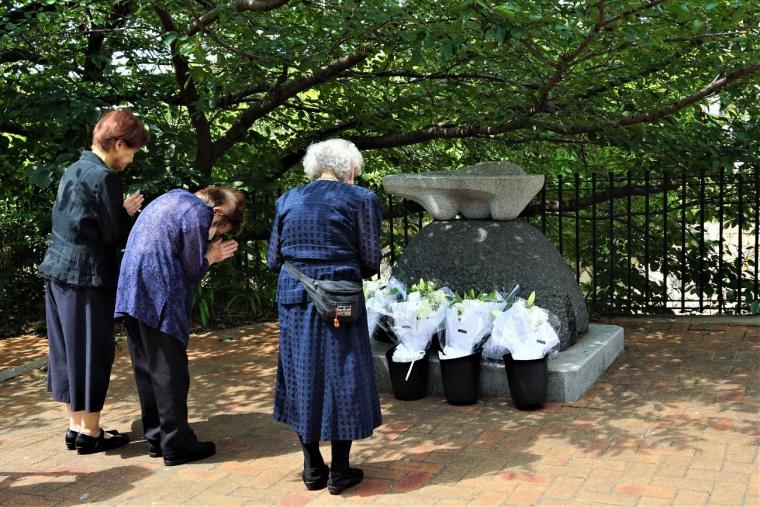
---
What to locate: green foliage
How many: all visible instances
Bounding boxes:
[1,0,759,328]
[0,190,53,334]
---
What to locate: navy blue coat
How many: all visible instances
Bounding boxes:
[38,151,132,288]
[268,180,382,442]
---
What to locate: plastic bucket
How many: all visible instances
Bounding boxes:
[440,351,481,405]
[386,346,428,401]
[503,353,548,409]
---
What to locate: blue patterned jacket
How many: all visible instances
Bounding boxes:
[115,189,212,345]
[267,180,382,303]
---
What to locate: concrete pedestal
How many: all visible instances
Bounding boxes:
[372,323,623,402]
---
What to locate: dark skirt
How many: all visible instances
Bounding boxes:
[273,300,382,443]
[45,278,116,412]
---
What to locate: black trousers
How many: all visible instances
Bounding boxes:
[124,316,197,455]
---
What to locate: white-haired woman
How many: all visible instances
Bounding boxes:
[268,139,382,495]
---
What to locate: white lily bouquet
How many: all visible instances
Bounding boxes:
[440,290,507,360]
[484,291,561,361]
[363,277,406,339]
[389,278,452,363]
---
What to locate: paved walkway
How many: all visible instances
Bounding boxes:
[0,321,757,506]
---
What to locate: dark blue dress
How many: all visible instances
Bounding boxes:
[268,180,383,442]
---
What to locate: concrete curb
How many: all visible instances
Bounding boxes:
[0,356,47,382]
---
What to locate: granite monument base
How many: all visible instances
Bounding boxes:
[372,323,623,403]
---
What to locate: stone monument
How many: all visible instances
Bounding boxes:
[385,161,588,349]
[372,161,624,402]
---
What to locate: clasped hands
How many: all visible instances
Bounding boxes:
[205,237,239,265]
[123,192,144,216]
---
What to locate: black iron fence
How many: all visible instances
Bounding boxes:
[381,169,759,316]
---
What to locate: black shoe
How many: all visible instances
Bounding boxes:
[65,429,78,450]
[75,429,130,454]
[148,441,162,458]
[163,441,215,466]
[302,464,329,490]
[327,467,363,495]
[67,429,121,450]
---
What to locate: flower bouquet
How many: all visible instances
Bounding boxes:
[440,290,507,360]
[388,278,452,372]
[484,291,560,361]
[363,277,406,340]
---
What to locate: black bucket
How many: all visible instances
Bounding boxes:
[386,346,428,401]
[503,353,548,409]
[440,351,481,405]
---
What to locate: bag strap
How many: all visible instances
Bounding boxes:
[283,261,318,291]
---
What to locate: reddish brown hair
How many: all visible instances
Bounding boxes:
[91,109,149,151]
[195,186,246,236]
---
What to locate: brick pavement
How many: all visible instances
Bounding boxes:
[0,321,757,506]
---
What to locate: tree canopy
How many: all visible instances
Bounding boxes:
[2,0,758,191]
[1,0,758,329]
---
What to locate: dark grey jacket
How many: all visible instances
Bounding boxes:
[38,151,132,288]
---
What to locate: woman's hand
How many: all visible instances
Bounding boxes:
[205,237,239,265]
[123,192,144,216]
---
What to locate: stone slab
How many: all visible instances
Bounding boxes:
[383,161,544,220]
[372,323,624,402]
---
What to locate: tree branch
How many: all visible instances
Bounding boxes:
[265,119,360,182]
[570,46,697,103]
[7,2,61,23]
[0,122,32,138]
[601,0,667,27]
[82,1,133,82]
[522,177,681,216]
[340,70,541,89]
[216,84,271,108]
[213,48,371,161]
[350,118,530,150]
[535,2,607,112]
[540,59,760,134]
[185,0,290,36]
[0,49,47,64]
[154,7,215,177]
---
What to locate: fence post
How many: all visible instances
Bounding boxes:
[575,173,581,285]
[541,185,547,233]
[403,199,409,246]
[681,168,687,313]
[592,173,597,310]
[388,196,395,266]
[755,169,759,304]
[608,172,614,314]
[718,166,725,313]
[644,170,650,312]
[662,170,668,312]
[627,171,633,313]
[699,166,706,312]
[737,172,744,313]
[558,174,563,256]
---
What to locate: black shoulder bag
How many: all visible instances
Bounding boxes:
[283,261,365,328]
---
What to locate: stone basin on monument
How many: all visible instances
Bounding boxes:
[383,161,545,220]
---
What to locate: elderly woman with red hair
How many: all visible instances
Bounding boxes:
[38,109,147,454]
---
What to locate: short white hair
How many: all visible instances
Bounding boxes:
[302,138,363,181]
